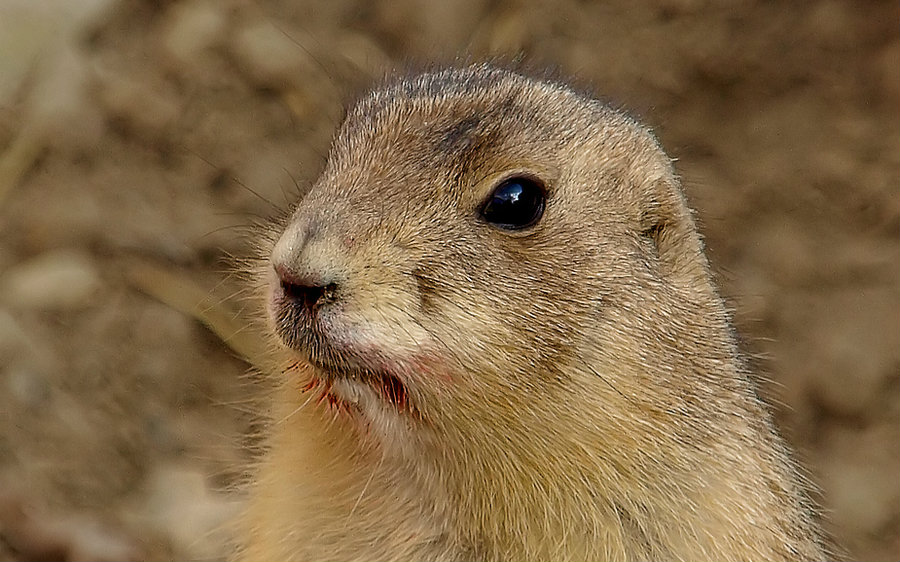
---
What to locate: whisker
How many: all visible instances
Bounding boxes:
[179,143,283,213]
[344,447,385,527]
[571,351,633,403]
[273,363,319,425]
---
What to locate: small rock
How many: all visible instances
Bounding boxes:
[98,72,181,143]
[230,18,316,91]
[0,484,139,562]
[746,218,816,287]
[1,250,102,311]
[161,0,228,67]
[25,43,106,154]
[5,367,51,408]
[0,0,119,105]
[485,10,530,56]
[819,422,900,537]
[334,32,391,79]
[0,309,60,401]
[138,463,240,560]
[824,461,895,536]
[806,286,899,418]
[810,337,882,418]
[0,309,28,353]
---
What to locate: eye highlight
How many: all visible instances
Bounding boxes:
[480,176,547,230]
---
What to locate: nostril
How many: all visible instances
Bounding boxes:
[282,280,337,309]
[274,263,338,310]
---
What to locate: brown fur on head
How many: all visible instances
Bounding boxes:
[241,64,826,561]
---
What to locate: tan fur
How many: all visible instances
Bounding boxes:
[237,64,826,561]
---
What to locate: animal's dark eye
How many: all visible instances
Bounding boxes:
[480,176,546,230]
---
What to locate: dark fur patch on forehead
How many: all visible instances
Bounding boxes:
[438,116,481,154]
[341,64,649,152]
[433,112,526,181]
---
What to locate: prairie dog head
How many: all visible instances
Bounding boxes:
[268,64,734,462]
[250,65,826,562]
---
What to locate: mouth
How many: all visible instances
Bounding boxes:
[271,289,416,416]
[296,360,415,417]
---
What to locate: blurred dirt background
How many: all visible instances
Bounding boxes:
[0,0,897,560]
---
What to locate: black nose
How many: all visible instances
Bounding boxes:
[274,263,338,311]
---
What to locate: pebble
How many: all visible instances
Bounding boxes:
[98,72,181,143]
[5,367,51,409]
[333,32,391,78]
[0,310,57,408]
[24,43,106,154]
[161,0,229,67]
[820,422,900,536]
[0,0,118,105]
[0,250,102,311]
[0,309,28,353]
[137,463,240,561]
[806,286,899,418]
[229,18,316,91]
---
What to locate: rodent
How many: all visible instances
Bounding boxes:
[237,64,827,561]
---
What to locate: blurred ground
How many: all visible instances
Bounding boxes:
[0,0,897,560]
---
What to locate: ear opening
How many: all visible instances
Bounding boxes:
[638,185,709,286]
[638,195,670,261]
[640,216,667,255]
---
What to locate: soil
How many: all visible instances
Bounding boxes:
[0,0,897,560]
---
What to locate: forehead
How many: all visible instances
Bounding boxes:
[329,69,589,185]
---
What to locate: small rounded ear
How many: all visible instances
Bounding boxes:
[639,177,712,289]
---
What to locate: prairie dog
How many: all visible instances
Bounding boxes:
[238,64,826,561]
